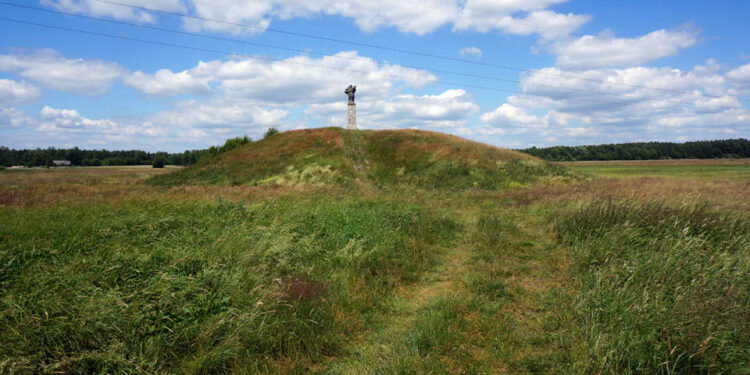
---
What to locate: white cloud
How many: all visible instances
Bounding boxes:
[453,0,589,39]
[150,100,288,129]
[182,0,273,34]
[459,47,482,59]
[41,0,587,38]
[114,51,454,145]
[127,51,437,105]
[42,0,185,23]
[552,29,697,69]
[39,105,118,130]
[0,50,125,95]
[727,63,750,94]
[124,69,212,96]
[303,89,479,130]
[480,103,545,127]
[468,10,590,40]
[477,61,750,146]
[0,107,35,128]
[0,79,42,105]
[365,89,479,129]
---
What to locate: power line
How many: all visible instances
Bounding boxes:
[3,1,745,111]
[0,16,746,117]
[87,0,749,102]
[0,1,676,103]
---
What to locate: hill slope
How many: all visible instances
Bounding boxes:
[152,127,577,189]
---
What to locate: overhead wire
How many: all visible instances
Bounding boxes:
[85,0,750,103]
[2,2,747,115]
[2,14,746,118]
[0,0,674,103]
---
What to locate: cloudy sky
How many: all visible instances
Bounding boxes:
[1,0,749,151]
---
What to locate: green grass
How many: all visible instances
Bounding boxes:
[152,128,578,189]
[0,197,458,373]
[557,201,750,374]
[560,160,750,180]
[2,145,749,374]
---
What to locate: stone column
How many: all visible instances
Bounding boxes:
[347,102,357,129]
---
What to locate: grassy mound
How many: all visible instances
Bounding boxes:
[151,127,577,189]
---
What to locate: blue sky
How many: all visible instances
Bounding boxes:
[1,0,749,152]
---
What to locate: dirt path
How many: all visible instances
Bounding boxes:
[322,204,572,374]
[322,207,479,374]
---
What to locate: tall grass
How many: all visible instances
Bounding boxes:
[0,197,458,373]
[557,201,750,374]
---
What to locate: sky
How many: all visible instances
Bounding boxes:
[0,0,749,152]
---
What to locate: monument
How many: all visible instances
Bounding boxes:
[345,84,357,129]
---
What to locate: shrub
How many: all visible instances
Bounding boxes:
[152,159,165,168]
[219,135,251,153]
[264,127,279,138]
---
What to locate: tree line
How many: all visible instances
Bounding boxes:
[521,138,750,161]
[0,136,251,167]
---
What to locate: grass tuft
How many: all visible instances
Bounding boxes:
[557,201,750,374]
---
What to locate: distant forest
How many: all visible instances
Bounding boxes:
[0,136,251,167]
[522,138,750,161]
[3,136,749,167]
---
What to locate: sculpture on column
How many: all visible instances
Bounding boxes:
[345,85,356,103]
[345,84,357,129]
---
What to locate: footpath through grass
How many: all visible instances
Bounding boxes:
[1,163,748,374]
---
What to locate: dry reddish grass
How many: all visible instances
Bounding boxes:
[5,161,748,212]
[373,129,535,163]
[0,166,354,207]
[479,176,750,211]
[227,128,343,163]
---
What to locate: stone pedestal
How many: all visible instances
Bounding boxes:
[347,102,357,129]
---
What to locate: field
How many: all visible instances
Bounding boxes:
[1,133,748,374]
[559,158,750,181]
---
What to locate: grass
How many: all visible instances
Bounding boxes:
[559,158,750,180]
[0,197,458,373]
[152,128,579,190]
[1,131,748,374]
[557,201,749,374]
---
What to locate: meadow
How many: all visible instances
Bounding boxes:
[0,132,747,374]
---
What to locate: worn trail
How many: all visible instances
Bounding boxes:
[322,202,573,374]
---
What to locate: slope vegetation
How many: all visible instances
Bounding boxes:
[152,127,576,189]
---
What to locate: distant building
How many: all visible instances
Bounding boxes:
[52,160,71,166]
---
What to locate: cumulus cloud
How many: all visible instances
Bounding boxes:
[41,0,185,23]
[0,106,35,128]
[124,69,212,96]
[150,99,288,129]
[0,50,125,95]
[182,0,273,34]
[0,105,175,150]
[365,89,480,128]
[69,51,474,147]
[727,63,750,94]
[127,51,437,105]
[478,61,750,146]
[459,47,482,59]
[304,89,479,130]
[463,10,590,40]
[0,79,42,105]
[480,103,545,128]
[39,105,118,130]
[41,0,588,38]
[552,29,697,69]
